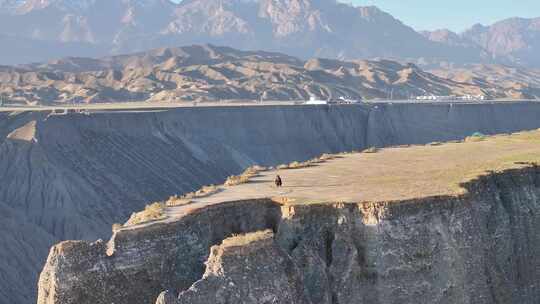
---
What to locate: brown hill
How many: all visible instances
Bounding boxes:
[2,44,538,105]
[430,64,540,99]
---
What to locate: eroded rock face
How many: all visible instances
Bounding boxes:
[37,167,540,304]
[37,199,282,304]
[155,290,177,304]
[175,230,309,304]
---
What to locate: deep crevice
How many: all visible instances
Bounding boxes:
[324,230,334,267]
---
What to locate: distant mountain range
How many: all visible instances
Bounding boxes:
[1,44,539,105]
[0,0,538,68]
[422,17,540,67]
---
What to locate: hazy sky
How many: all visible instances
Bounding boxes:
[171,0,539,32]
[353,0,540,32]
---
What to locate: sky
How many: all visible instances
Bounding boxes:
[342,0,540,32]
[171,0,539,33]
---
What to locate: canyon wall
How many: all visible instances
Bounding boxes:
[37,167,540,304]
[1,102,540,303]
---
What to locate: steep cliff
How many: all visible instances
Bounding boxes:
[37,166,540,304]
[2,102,540,304]
[173,230,309,304]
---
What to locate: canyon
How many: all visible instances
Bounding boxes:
[2,2,539,304]
[37,129,540,304]
[2,102,540,303]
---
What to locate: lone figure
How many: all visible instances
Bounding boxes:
[275,175,283,188]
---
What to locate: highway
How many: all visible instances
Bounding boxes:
[0,101,305,113]
[0,99,537,113]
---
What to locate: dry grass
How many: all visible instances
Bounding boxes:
[225,165,267,186]
[288,161,311,169]
[277,158,324,170]
[166,184,221,206]
[465,136,485,142]
[225,174,252,186]
[221,229,274,247]
[237,129,540,205]
[167,168,269,205]
[319,153,337,161]
[184,185,219,199]
[122,131,540,227]
[465,132,487,142]
[126,202,166,225]
[112,223,123,232]
[278,161,308,170]
[167,166,268,205]
[363,147,379,153]
[276,152,350,171]
[165,196,191,207]
[117,130,540,228]
[250,165,268,172]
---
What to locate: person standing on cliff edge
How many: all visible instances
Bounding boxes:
[275,175,282,188]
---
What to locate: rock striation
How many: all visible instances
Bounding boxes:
[3,102,540,304]
[37,166,540,304]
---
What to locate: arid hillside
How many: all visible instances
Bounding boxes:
[1,44,539,105]
[430,64,540,99]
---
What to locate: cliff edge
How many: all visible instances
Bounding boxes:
[37,130,540,304]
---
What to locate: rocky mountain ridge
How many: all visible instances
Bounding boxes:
[424,17,540,67]
[0,0,538,67]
